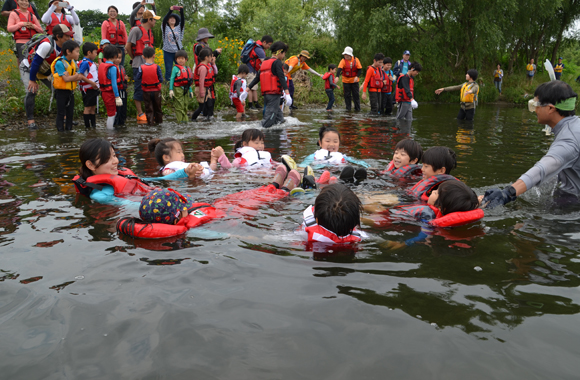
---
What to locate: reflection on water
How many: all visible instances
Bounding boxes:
[1,104,580,378]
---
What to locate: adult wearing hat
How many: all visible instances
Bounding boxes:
[337,46,362,112]
[126,9,159,123]
[101,6,127,66]
[161,5,184,81]
[554,57,565,81]
[19,24,73,129]
[393,50,412,80]
[483,81,580,208]
[284,50,322,109]
[192,27,221,66]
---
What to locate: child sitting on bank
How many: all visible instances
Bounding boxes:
[51,40,95,132]
[322,64,338,112]
[148,137,226,179]
[137,47,164,125]
[192,47,218,121]
[169,50,194,123]
[97,39,110,65]
[382,138,422,178]
[114,49,128,127]
[78,42,100,129]
[361,53,385,114]
[97,45,123,130]
[229,64,249,120]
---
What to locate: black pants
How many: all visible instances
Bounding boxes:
[369,91,381,113]
[55,89,74,132]
[381,92,392,115]
[143,91,163,124]
[457,107,475,121]
[343,82,360,111]
[115,89,127,126]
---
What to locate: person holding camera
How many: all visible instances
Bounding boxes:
[130,0,156,28]
[41,0,78,36]
[6,0,43,64]
[101,6,127,66]
[161,5,184,82]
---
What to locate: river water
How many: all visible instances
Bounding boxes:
[1,104,579,379]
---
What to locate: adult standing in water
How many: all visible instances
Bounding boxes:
[126,9,159,123]
[101,6,127,66]
[483,81,580,207]
[284,50,322,109]
[337,46,362,112]
[161,5,184,82]
[41,0,79,36]
[6,0,43,64]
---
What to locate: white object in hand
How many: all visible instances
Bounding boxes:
[411,99,418,109]
[284,94,292,107]
[169,90,174,98]
[115,97,123,106]
[239,91,248,102]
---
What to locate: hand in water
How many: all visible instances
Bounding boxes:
[481,187,516,209]
[185,163,204,179]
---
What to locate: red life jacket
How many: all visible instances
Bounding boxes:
[367,65,383,91]
[302,206,365,243]
[116,204,226,239]
[131,26,153,57]
[409,174,458,201]
[395,74,414,102]
[104,19,126,45]
[141,63,161,91]
[391,204,484,227]
[78,58,97,92]
[192,42,207,66]
[98,62,119,92]
[27,37,59,66]
[133,19,141,27]
[381,160,422,178]
[13,9,36,40]
[259,58,282,95]
[46,12,71,36]
[118,66,127,90]
[11,0,35,16]
[248,40,264,71]
[381,70,393,93]
[72,168,154,198]
[174,64,193,88]
[193,62,215,88]
[323,72,336,90]
[342,57,358,77]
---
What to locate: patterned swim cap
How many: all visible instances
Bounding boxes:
[139,188,195,225]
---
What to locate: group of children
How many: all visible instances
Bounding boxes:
[73,125,484,249]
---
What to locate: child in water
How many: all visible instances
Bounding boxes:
[420,146,456,179]
[73,138,201,205]
[382,138,423,178]
[148,137,228,178]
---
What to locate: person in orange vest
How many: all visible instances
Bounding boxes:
[284,50,322,109]
[361,53,385,115]
[6,0,43,64]
[126,9,159,123]
[435,69,479,121]
[526,59,536,82]
[136,46,163,124]
[101,5,127,66]
[337,46,363,111]
[553,57,565,80]
[41,0,79,37]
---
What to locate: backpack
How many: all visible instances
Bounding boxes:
[23,33,54,62]
[240,38,256,64]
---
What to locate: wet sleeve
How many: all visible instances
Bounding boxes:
[345,155,370,168]
[143,168,187,181]
[90,185,137,206]
[298,153,315,167]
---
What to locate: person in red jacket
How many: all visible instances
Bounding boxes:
[361,53,385,114]
[395,61,422,120]
[136,46,163,124]
[322,64,338,112]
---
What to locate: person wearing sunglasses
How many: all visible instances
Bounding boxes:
[483,80,579,208]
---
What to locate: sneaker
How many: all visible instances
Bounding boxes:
[248,105,259,113]
[289,187,305,196]
[354,168,367,184]
[137,113,147,123]
[272,164,288,187]
[284,169,301,190]
[316,170,331,184]
[290,104,298,110]
[254,102,262,108]
[329,176,338,184]
[280,155,297,172]
[339,165,355,183]
[28,122,38,130]
[301,166,316,189]
[241,113,248,118]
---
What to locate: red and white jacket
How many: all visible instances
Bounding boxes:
[233,146,274,168]
[299,205,367,243]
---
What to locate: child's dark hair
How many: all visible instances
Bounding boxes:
[103,45,119,60]
[314,183,362,237]
[318,126,341,145]
[374,53,385,61]
[261,35,274,44]
[199,47,212,62]
[434,180,479,215]
[175,50,188,60]
[79,138,114,180]
[238,64,249,74]
[148,138,180,166]
[82,42,98,56]
[395,139,423,163]
[62,40,79,56]
[143,47,155,59]
[283,63,289,71]
[234,128,265,150]
[410,62,422,72]
[422,146,457,174]
[328,63,337,70]
[270,41,288,54]
[467,69,478,81]
[383,57,392,64]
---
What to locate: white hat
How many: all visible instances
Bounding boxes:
[342,46,353,56]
